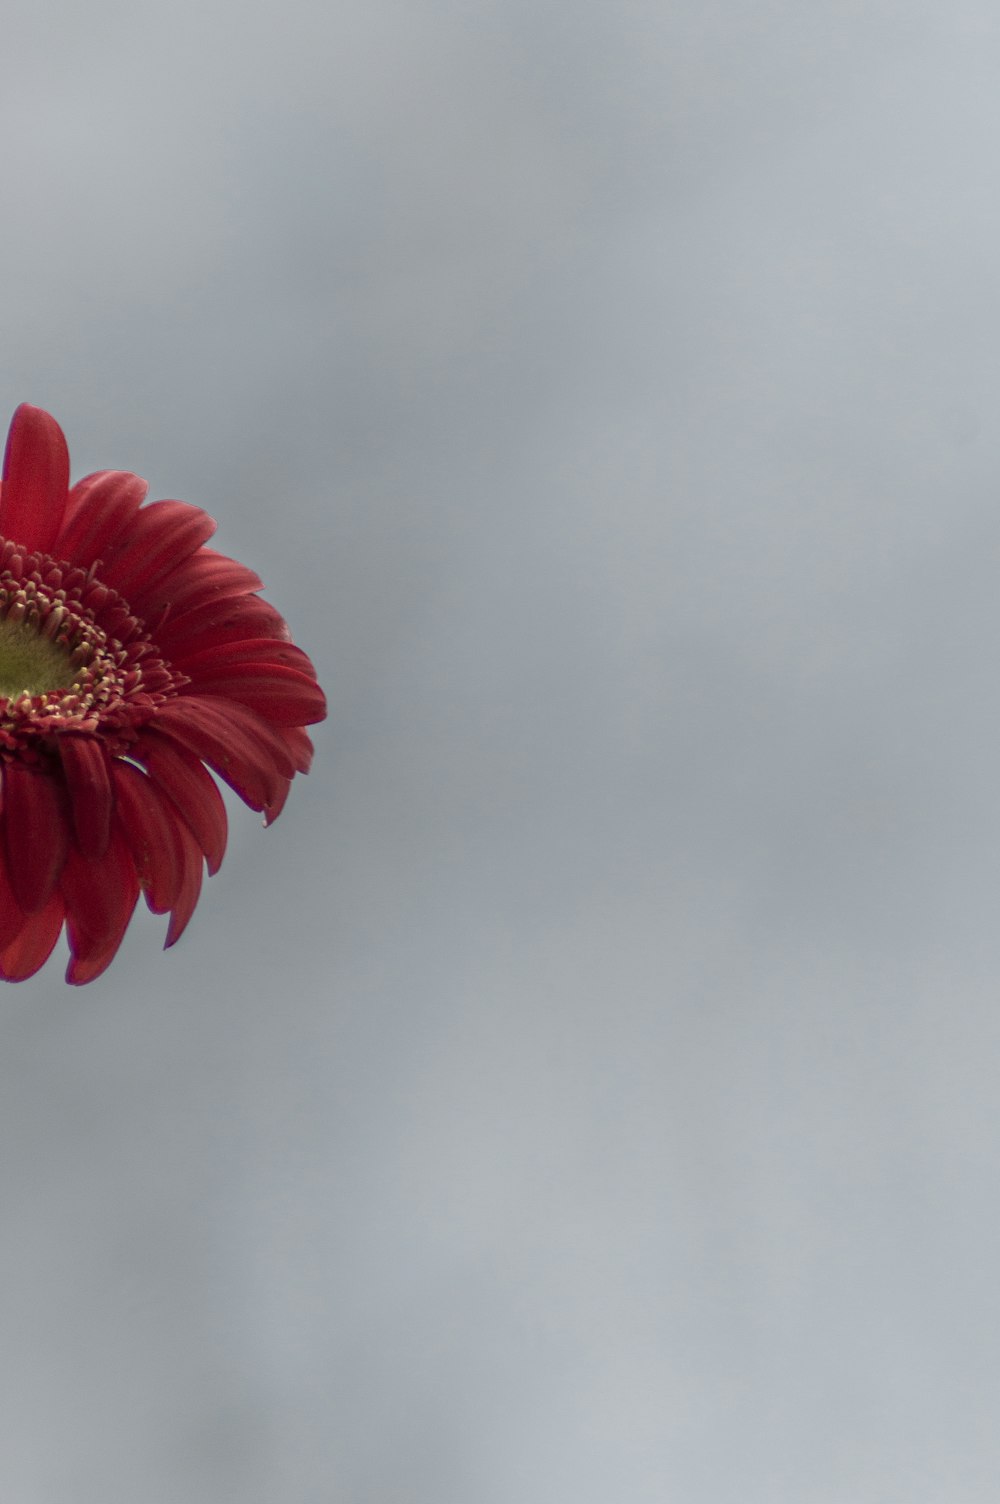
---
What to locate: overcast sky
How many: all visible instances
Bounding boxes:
[1,1,999,1499]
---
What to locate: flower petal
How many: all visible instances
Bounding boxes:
[135,549,263,625]
[0,404,70,554]
[151,695,295,811]
[111,760,182,914]
[155,594,291,658]
[262,775,293,826]
[62,824,139,985]
[182,664,327,726]
[2,763,70,913]
[54,469,149,567]
[281,726,315,774]
[172,637,316,677]
[262,726,317,826]
[0,891,64,982]
[165,815,203,948]
[137,733,227,874]
[97,499,217,601]
[59,735,113,858]
[113,763,204,947]
[65,940,122,987]
[0,846,27,949]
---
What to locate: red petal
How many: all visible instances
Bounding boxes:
[281,726,315,774]
[65,944,120,986]
[62,824,139,984]
[263,775,292,826]
[0,890,64,982]
[261,729,316,826]
[154,594,290,658]
[183,664,327,726]
[112,761,205,947]
[165,815,203,948]
[172,637,316,677]
[0,845,26,949]
[59,735,113,858]
[0,405,70,555]
[2,762,70,913]
[97,500,217,602]
[137,549,263,625]
[151,696,295,811]
[137,733,227,874]
[54,470,148,568]
[111,761,182,914]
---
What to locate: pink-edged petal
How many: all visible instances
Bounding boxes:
[182,664,327,727]
[0,890,64,982]
[151,696,295,811]
[136,733,227,874]
[54,469,148,567]
[2,763,70,914]
[97,500,217,602]
[154,594,291,658]
[62,824,139,985]
[59,735,113,858]
[111,760,182,914]
[0,404,70,554]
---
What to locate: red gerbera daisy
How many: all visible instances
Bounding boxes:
[0,403,326,985]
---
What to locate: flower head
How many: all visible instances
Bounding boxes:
[0,404,326,984]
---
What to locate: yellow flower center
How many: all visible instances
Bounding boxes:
[0,618,77,700]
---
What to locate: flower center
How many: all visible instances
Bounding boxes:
[0,541,185,755]
[0,617,77,699]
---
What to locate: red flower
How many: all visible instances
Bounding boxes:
[0,404,326,984]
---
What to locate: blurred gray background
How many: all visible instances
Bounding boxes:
[0,0,996,1498]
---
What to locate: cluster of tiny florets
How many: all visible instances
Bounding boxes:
[0,540,184,751]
